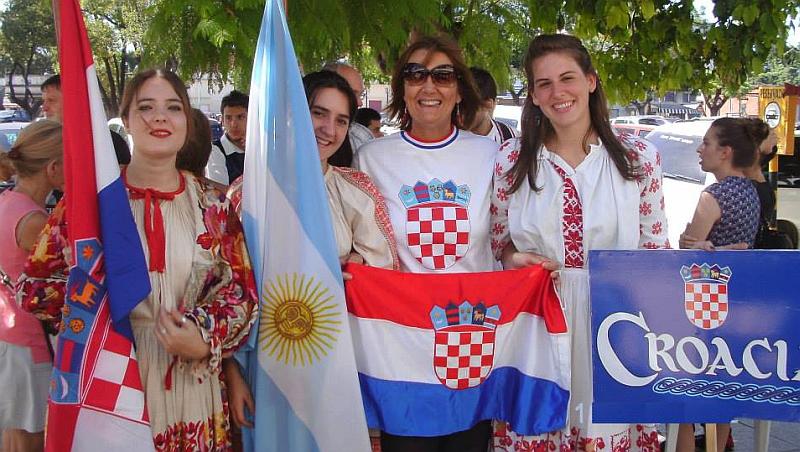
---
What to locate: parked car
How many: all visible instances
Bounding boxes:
[0,122,29,191]
[493,105,522,133]
[611,123,656,138]
[611,115,670,126]
[0,121,28,152]
[0,109,32,123]
[643,118,800,248]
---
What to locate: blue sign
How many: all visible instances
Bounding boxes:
[590,250,800,423]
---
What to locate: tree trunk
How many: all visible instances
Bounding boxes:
[104,55,118,115]
[704,88,728,117]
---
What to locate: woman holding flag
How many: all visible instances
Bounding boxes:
[354,35,498,452]
[224,70,400,442]
[18,69,258,451]
[490,34,668,451]
[0,120,62,452]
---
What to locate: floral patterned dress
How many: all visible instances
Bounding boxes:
[17,172,258,451]
[490,134,669,452]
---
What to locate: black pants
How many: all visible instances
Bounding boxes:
[380,420,491,452]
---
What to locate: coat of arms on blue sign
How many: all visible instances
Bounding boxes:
[590,250,800,424]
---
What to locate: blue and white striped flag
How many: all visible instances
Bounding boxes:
[238,0,371,451]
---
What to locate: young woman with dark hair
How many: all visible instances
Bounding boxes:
[18,69,258,450]
[491,34,668,451]
[224,70,398,450]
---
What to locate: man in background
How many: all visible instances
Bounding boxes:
[40,74,131,165]
[355,108,384,139]
[322,62,374,152]
[205,90,248,185]
[469,67,516,144]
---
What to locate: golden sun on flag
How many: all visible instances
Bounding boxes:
[259,273,342,366]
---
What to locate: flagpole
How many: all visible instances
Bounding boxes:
[51,0,61,46]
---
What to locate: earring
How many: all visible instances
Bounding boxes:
[455,102,461,125]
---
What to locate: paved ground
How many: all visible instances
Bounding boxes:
[731,420,800,452]
[660,421,800,451]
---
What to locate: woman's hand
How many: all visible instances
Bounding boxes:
[223,359,254,428]
[340,252,364,281]
[154,307,211,361]
[501,243,559,271]
[680,226,747,251]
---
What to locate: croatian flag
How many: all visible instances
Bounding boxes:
[237,0,371,451]
[48,0,153,450]
[345,263,571,436]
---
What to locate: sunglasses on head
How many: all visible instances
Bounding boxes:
[401,63,459,86]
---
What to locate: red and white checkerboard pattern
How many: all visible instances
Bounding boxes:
[407,203,470,270]
[684,282,729,329]
[84,328,148,423]
[433,328,496,390]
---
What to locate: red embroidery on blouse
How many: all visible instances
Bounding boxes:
[334,167,401,270]
[550,161,584,268]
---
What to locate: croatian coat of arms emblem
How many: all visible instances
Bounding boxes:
[399,179,471,270]
[430,301,501,390]
[681,263,732,330]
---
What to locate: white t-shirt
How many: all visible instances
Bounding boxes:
[356,127,499,273]
[205,134,244,185]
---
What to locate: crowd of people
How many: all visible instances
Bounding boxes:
[0,31,781,452]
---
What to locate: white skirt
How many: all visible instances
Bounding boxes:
[0,341,51,433]
[492,269,659,451]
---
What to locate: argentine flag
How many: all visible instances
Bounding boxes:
[238,0,371,451]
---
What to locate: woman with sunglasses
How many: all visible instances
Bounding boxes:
[490,34,668,451]
[355,35,497,452]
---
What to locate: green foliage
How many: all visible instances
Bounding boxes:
[0,0,56,115]
[143,0,800,104]
[82,0,152,115]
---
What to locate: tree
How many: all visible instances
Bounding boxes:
[0,0,56,117]
[745,45,800,87]
[144,0,800,105]
[83,0,151,117]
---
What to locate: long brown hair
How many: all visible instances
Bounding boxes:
[509,34,636,193]
[386,35,480,132]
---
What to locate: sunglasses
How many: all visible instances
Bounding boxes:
[401,63,459,86]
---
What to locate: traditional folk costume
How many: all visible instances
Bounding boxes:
[18,172,258,451]
[490,134,669,451]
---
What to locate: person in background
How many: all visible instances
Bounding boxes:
[40,74,131,165]
[0,120,62,452]
[176,108,230,191]
[745,120,786,248]
[355,107,384,138]
[468,67,516,144]
[323,62,374,162]
[18,69,257,450]
[491,34,668,451]
[206,90,249,185]
[224,69,398,452]
[677,117,763,451]
[355,34,496,452]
